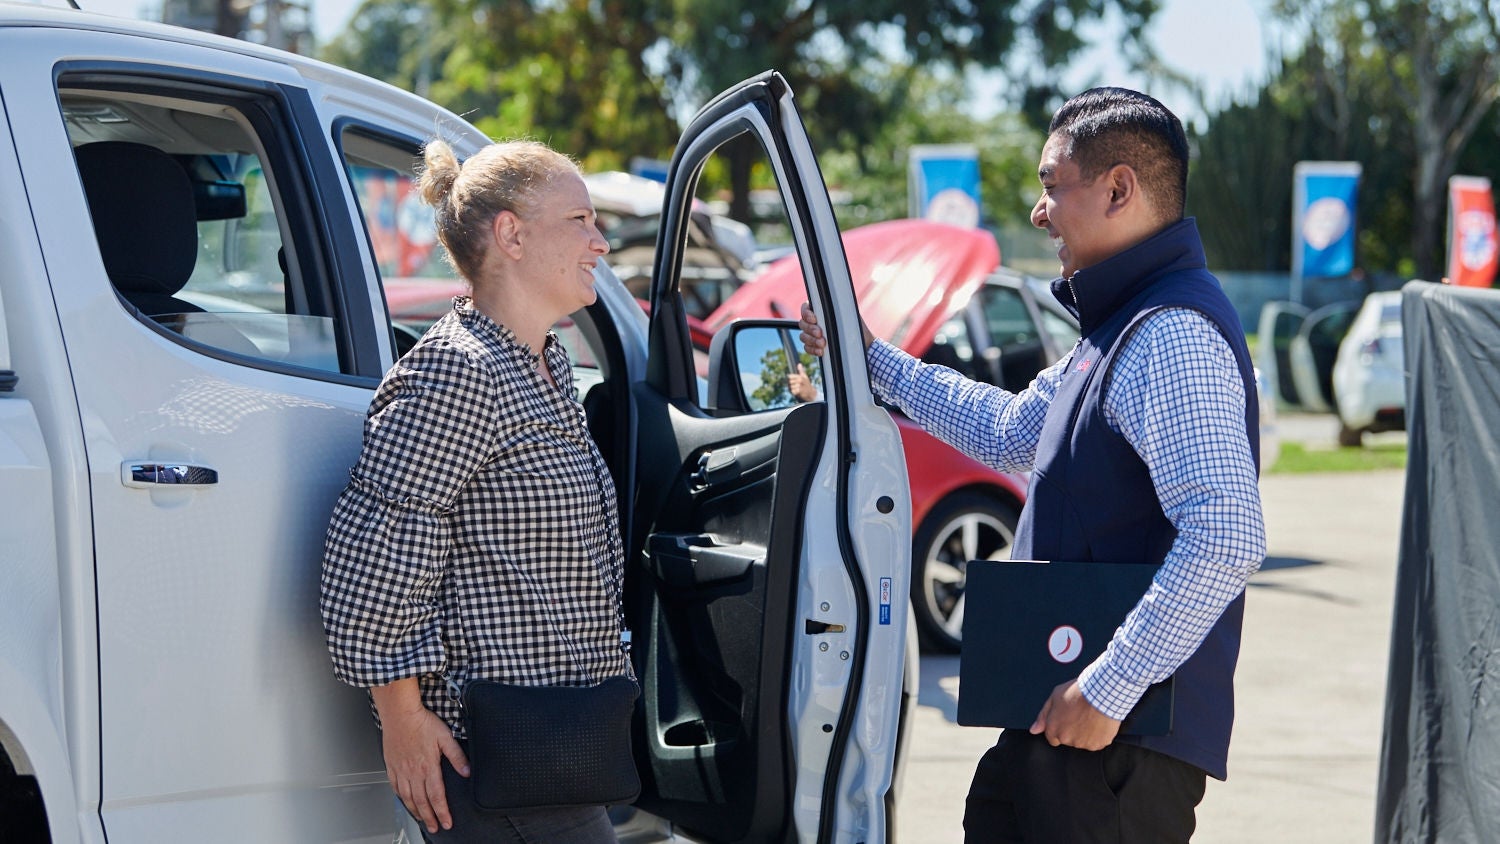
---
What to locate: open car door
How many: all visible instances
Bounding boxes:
[623,72,912,842]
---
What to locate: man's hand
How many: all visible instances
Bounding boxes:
[788,364,818,402]
[799,302,874,356]
[798,302,827,357]
[372,680,470,834]
[1029,679,1121,751]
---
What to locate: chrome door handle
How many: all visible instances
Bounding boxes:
[121,462,219,488]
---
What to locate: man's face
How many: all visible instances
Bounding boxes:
[1030,134,1115,280]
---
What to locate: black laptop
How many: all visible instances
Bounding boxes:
[956,559,1175,736]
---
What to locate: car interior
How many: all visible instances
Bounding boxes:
[65,87,345,374]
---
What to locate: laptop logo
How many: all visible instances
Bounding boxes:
[1048,625,1083,663]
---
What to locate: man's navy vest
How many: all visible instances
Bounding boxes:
[1012,218,1259,780]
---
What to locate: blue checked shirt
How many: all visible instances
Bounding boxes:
[869,307,1265,720]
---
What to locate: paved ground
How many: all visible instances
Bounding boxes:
[894,414,1406,842]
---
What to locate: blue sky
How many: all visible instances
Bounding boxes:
[62,0,1281,126]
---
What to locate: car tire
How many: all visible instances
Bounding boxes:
[1338,422,1363,448]
[911,492,1019,653]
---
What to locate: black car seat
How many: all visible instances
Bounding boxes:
[75,141,260,357]
[75,141,205,318]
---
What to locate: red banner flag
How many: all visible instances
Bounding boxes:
[1447,176,1497,288]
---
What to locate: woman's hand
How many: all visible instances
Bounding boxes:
[372,679,470,835]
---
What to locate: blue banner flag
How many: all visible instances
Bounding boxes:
[1293,161,1361,281]
[909,144,981,228]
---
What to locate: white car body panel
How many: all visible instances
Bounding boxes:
[1333,291,1406,432]
[0,8,906,842]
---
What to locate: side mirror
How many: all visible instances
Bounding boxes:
[707,319,823,413]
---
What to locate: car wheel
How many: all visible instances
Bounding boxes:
[1337,423,1363,448]
[911,492,1019,653]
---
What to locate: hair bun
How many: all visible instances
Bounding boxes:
[418,139,462,206]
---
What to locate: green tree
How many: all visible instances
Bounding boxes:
[1271,0,1500,278]
[750,347,821,409]
[657,0,1160,222]
[322,0,453,98]
[1190,43,1415,274]
[818,69,1044,229]
[324,1,1159,230]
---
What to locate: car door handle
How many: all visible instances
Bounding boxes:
[645,533,762,587]
[121,462,219,488]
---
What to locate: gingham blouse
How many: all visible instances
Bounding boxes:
[321,297,630,737]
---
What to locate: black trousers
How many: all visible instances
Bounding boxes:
[963,731,1207,844]
[415,754,618,844]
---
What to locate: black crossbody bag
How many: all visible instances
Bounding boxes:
[461,673,640,812]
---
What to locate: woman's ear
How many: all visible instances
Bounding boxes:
[492,209,524,260]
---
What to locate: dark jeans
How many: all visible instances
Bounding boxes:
[417,755,618,843]
[963,730,1207,843]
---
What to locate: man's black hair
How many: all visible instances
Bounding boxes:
[1048,87,1189,222]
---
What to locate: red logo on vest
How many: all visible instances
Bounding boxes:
[1076,358,1092,372]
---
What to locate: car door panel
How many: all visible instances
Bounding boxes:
[3,32,406,841]
[629,71,910,843]
[631,394,822,837]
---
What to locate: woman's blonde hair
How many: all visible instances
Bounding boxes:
[415,138,581,280]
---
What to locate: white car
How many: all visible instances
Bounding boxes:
[1332,290,1407,446]
[0,7,912,842]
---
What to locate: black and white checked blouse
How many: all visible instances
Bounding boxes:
[321,297,630,737]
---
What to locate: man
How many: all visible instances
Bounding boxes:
[799,87,1265,842]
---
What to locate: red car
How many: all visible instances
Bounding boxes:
[708,219,1081,651]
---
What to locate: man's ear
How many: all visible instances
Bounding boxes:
[492,209,524,260]
[1104,164,1139,217]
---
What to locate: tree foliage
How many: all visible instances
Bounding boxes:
[1206,0,1500,278]
[750,347,821,410]
[1360,0,1500,277]
[1190,42,1417,274]
[321,0,1158,225]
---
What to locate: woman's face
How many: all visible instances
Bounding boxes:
[520,172,610,316]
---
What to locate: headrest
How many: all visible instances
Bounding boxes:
[75,142,198,302]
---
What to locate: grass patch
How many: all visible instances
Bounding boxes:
[1269,441,1407,473]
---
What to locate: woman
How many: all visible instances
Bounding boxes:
[321,138,630,842]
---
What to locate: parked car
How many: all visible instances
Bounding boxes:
[1257,292,1406,447]
[585,169,762,318]
[0,8,912,841]
[707,219,1082,651]
[1256,299,1359,415]
[1332,290,1406,445]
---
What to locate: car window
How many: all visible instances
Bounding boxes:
[62,86,350,375]
[978,285,1040,348]
[594,168,768,321]
[336,126,606,390]
[1039,309,1080,354]
[924,314,978,373]
[686,144,813,411]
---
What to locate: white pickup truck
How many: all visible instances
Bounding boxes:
[0,6,913,842]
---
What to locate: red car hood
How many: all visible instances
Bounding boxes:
[705,218,1001,353]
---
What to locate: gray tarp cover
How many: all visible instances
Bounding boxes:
[1376,280,1500,843]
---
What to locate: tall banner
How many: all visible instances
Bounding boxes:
[1292,161,1361,301]
[1446,176,1497,288]
[909,144,981,228]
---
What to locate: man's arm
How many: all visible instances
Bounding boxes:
[799,302,1067,473]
